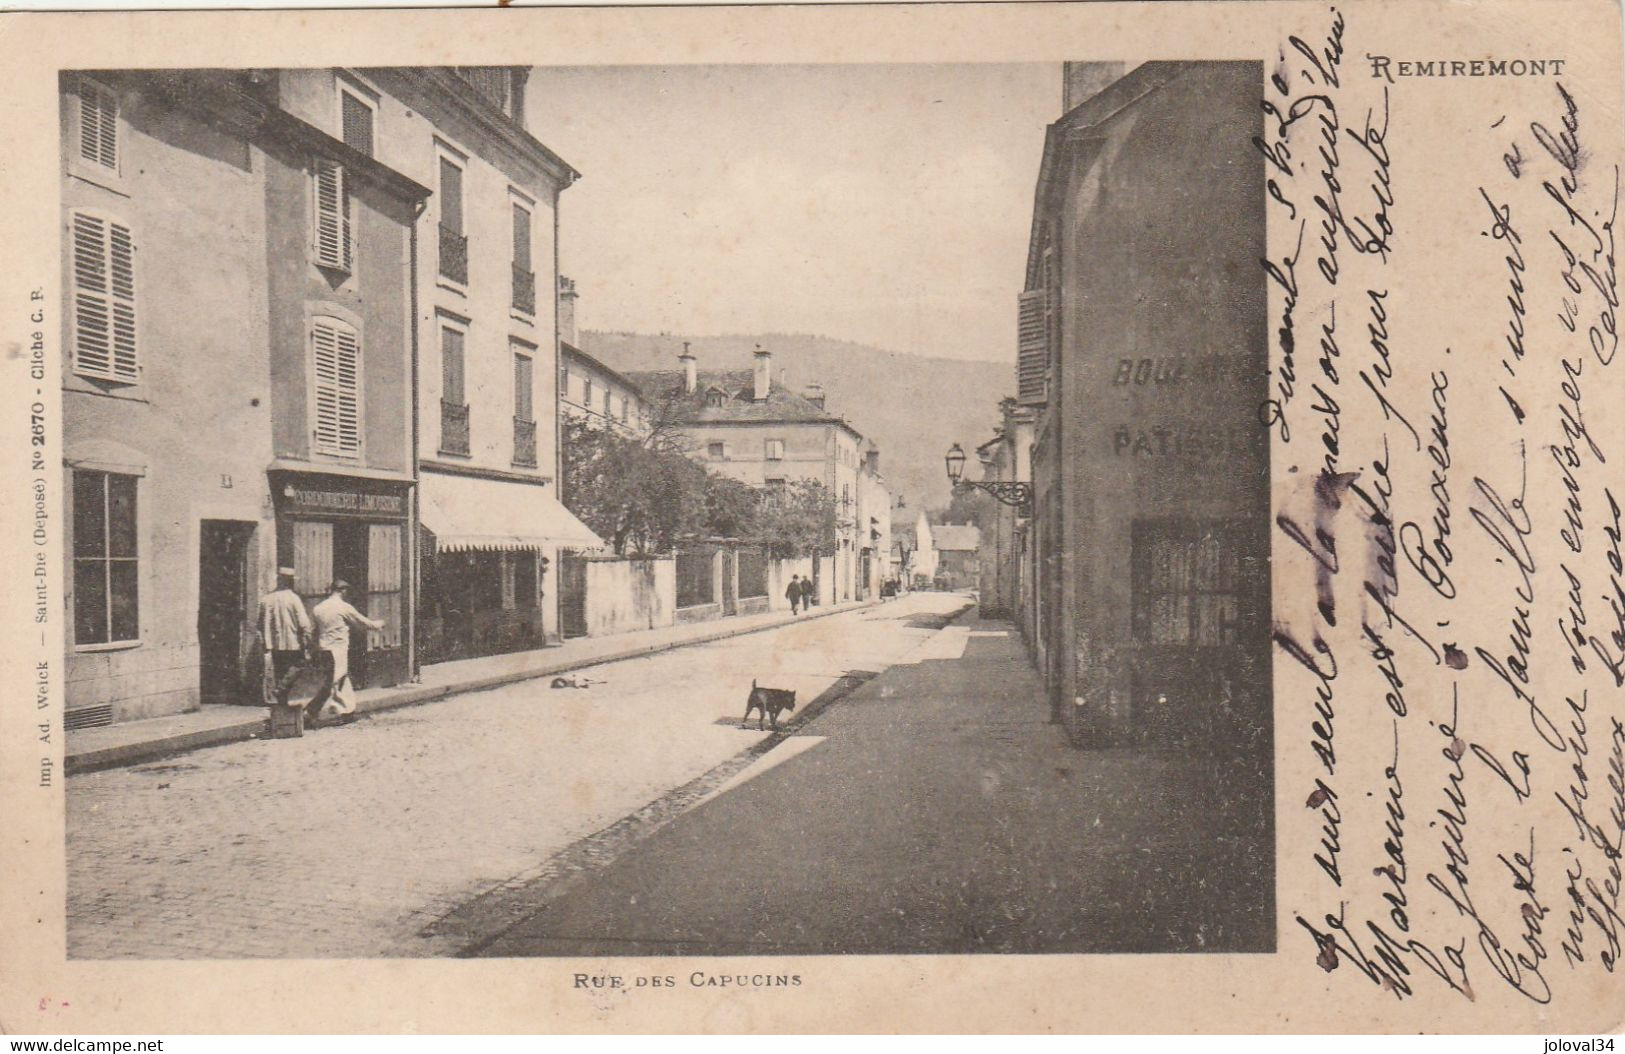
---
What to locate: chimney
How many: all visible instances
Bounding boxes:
[753,344,771,402]
[557,275,579,347]
[803,382,826,410]
[1062,62,1128,112]
[679,342,697,394]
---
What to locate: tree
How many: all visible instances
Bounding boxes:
[704,474,761,541]
[755,479,841,559]
[562,416,707,556]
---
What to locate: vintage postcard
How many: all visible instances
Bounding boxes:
[0,0,1621,1035]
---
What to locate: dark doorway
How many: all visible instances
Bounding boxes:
[333,521,370,688]
[198,520,256,705]
[559,552,588,639]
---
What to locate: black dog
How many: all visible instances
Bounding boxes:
[742,679,797,731]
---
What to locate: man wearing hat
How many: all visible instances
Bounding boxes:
[309,579,385,726]
[258,566,312,708]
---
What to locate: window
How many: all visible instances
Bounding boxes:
[72,470,138,645]
[513,346,537,467]
[311,317,361,458]
[439,323,469,456]
[765,438,785,460]
[511,200,535,314]
[339,88,375,157]
[559,367,571,403]
[441,325,466,406]
[583,377,594,409]
[75,79,119,173]
[1131,519,1251,646]
[619,396,629,423]
[603,388,612,416]
[708,442,725,460]
[705,389,727,408]
[765,477,786,492]
[312,159,353,272]
[514,350,534,422]
[437,155,467,284]
[69,211,138,382]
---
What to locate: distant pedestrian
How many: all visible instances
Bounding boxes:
[308,580,385,726]
[786,574,802,614]
[257,567,312,707]
[799,575,816,610]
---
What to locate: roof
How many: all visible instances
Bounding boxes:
[562,342,648,402]
[625,368,863,436]
[932,525,982,552]
[1024,62,1185,290]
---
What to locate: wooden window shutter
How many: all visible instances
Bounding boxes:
[513,351,534,421]
[512,204,531,270]
[71,212,138,382]
[340,91,374,157]
[78,83,118,171]
[439,158,463,234]
[313,159,352,272]
[312,318,361,457]
[1016,289,1047,406]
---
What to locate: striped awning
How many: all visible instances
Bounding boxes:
[419,472,604,552]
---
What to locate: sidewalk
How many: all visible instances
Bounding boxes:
[65,598,876,775]
[467,607,1275,957]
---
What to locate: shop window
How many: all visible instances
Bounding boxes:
[69,210,139,383]
[72,470,139,645]
[1131,519,1246,646]
[513,551,538,609]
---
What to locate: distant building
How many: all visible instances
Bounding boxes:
[975,398,1037,623]
[60,70,428,726]
[558,278,653,437]
[930,524,981,590]
[625,346,869,604]
[911,512,938,584]
[855,442,893,599]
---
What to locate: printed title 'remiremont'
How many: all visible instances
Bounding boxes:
[1367,55,1568,81]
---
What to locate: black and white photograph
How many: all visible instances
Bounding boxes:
[7,0,1624,1037]
[57,59,1274,960]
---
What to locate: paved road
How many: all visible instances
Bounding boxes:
[66,592,967,959]
[468,610,1275,957]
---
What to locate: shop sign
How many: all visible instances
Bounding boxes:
[280,483,405,518]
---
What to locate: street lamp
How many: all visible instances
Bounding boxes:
[944,442,1033,516]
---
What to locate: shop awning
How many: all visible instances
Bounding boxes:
[419,472,605,552]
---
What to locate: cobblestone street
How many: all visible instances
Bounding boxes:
[67,592,966,959]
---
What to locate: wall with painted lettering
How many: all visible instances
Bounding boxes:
[1054,61,1271,736]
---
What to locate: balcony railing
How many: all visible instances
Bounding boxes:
[438,225,468,285]
[512,263,536,315]
[440,400,470,456]
[513,417,538,467]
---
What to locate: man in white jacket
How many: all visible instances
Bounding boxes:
[308,580,385,726]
